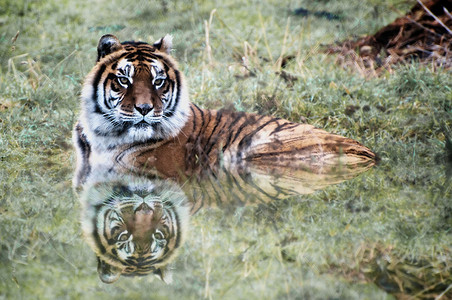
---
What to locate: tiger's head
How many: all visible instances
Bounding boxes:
[80,175,190,283]
[80,34,190,150]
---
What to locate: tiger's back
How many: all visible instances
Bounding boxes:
[188,103,375,169]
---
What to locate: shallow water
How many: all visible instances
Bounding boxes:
[1,156,450,299]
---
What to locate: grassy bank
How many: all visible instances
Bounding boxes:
[1,0,451,298]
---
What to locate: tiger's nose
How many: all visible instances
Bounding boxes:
[135,103,152,116]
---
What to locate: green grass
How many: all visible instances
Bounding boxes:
[1,0,451,299]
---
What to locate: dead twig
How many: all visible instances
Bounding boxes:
[416,0,452,35]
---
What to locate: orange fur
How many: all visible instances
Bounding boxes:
[73,35,375,187]
[114,103,376,179]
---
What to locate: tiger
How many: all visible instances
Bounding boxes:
[73,34,376,188]
[80,174,190,284]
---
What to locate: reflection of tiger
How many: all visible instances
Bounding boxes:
[73,34,375,186]
[80,165,362,284]
[80,176,189,283]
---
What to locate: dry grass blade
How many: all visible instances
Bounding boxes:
[204,9,216,66]
[11,31,19,43]
[417,0,452,35]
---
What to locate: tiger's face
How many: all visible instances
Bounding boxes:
[80,34,189,150]
[80,176,190,283]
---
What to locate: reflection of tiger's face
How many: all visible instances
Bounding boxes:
[79,34,189,151]
[80,177,189,283]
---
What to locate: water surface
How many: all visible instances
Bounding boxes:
[2,155,450,299]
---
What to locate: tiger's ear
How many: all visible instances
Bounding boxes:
[153,35,172,54]
[97,34,123,61]
[97,257,122,284]
[153,266,173,284]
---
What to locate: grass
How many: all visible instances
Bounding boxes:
[1,0,451,299]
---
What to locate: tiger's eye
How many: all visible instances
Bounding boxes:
[154,78,164,87]
[117,77,129,86]
[153,230,164,240]
[118,231,129,241]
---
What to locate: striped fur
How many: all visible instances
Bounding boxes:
[114,103,376,179]
[80,176,189,283]
[77,34,189,153]
[74,34,375,186]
